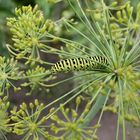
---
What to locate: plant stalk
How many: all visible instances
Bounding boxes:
[81,94,107,127]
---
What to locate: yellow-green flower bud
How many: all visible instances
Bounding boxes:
[72,109,78,118]
[29,103,34,109]
[20,102,27,110]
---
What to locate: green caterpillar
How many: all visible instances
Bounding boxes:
[51,56,108,74]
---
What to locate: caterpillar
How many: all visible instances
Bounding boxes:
[51,56,108,74]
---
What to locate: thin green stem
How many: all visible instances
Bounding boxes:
[29,73,108,122]
[80,75,112,127]
[42,44,87,58]
[0,130,8,140]
[125,39,140,66]
[103,2,116,68]
[63,19,106,56]
[118,78,126,140]
[45,75,106,120]
[93,89,111,136]
[11,71,51,80]
[83,94,107,127]
[132,101,140,120]
[40,71,97,87]
[42,74,108,111]
[116,98,121,140]
[45,32,98,56]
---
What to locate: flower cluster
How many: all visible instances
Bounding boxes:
[103,66,140,127]
[0,56,21,95]
[50,96,98,140]
[0,96,11,139]
[7,5,55,60]
[21,66,55,95]
[11,99,51,140]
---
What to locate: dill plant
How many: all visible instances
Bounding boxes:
[43,0,140,139]
[0,0,139,140]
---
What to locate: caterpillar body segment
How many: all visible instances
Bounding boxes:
[87,56,108,68]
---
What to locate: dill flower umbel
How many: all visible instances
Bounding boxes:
[21,66,55,95]
[11,99,50,140]
[0,56,21,95]
[7,5,55,60]
[50,96,98,140]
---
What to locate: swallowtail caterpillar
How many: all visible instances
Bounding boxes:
[51,56,108,74]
